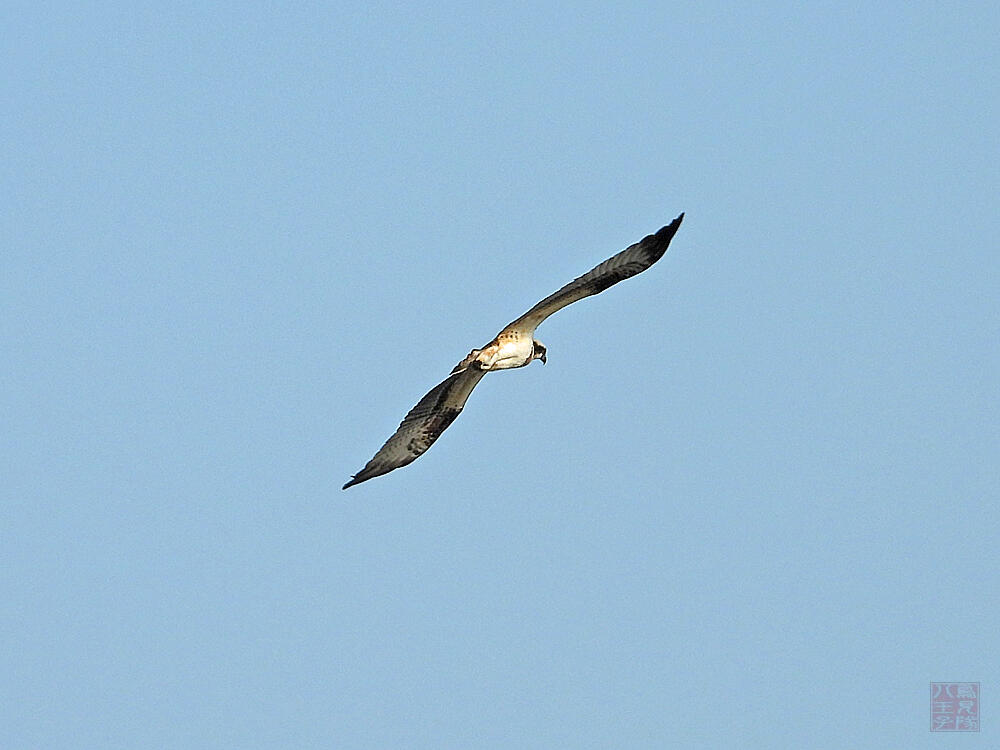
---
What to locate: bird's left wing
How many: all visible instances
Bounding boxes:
[343,367,487,489]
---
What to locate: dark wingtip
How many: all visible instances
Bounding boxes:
[342,476,360,490]
[643,213,684,257]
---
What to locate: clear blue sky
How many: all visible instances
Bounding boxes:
[3,2,998,748]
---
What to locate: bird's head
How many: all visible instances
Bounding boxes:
[532,340,547,365]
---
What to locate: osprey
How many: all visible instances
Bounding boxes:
[344,214,684,489]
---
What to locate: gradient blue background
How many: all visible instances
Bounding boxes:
[3,2,997,747]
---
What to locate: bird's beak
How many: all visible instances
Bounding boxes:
[540,352,547,365]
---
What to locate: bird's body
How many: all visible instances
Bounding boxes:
[453,330,539,374]
[344,214,684,489]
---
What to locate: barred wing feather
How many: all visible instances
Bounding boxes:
[501,214,683,336]
[343,367,487,488]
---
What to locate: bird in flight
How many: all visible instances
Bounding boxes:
[344,213,684,489]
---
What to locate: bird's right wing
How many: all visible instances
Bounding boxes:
[343,366,487,489]
[500,214,684,337]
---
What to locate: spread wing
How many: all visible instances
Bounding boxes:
[343,367,487,489]
[500,213,684,337]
